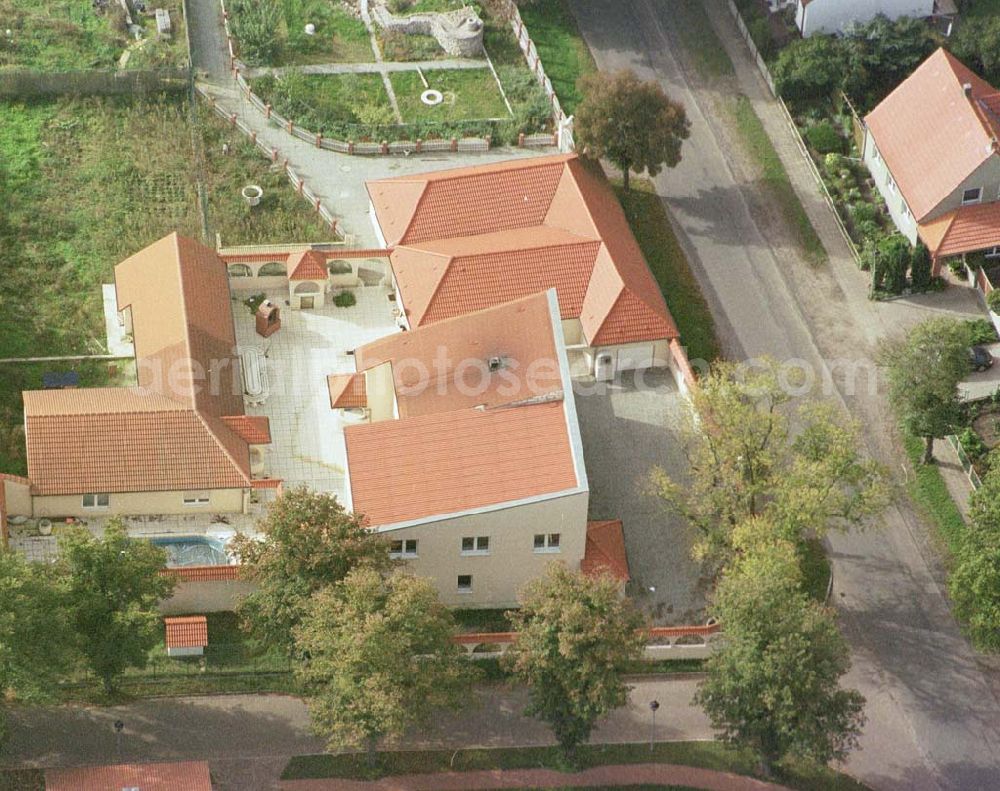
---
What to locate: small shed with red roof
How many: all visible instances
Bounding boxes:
[165,615,209,657]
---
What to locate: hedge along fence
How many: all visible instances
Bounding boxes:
[197,85,344,235]
[725,0,861,266]
[0,67,191,98]
[231,69,496,155]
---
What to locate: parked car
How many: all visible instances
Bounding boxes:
[970,345,994,372]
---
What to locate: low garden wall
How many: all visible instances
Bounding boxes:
[159,565,255,615]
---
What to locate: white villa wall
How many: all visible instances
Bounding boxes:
[925,156,1000,223]
[384,490,590,608]
[797,0,933,36]
[32,488,247,518]
[863,132,920,244]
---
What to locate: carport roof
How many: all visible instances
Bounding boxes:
[919,201,1000,259]
[45,761,212,791]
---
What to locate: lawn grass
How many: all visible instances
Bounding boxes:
[281,741,870,790]
[902,432,967,559]
[516,0,596,114]
[0,0,189,71]
[615,179,722,364]
[393,68,510,121]
[254,72,395,131]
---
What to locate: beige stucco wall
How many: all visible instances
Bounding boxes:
[364,362,397,422]
[32,488,247,518]
[384,491,589,608]
[923,156,1000,224]
[2,478,32,517]
[159,579,256,615]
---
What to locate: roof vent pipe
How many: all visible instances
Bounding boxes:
[964,83,973,97]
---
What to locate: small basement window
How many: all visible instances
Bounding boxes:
[533,533,561,552]
[457,574,473,592]
[390,539,418,558]
[82,493,110,509]
[183,491,210,505]
[963,187,983,205]
[461,536,490,555]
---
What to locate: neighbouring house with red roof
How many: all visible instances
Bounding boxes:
[795,0,935,37]
[366,153,683,381]
[335,289,611,606]
[864,48,1000,272]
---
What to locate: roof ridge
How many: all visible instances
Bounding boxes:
[169,232,197,405]
[195,411,252,485]
[398,181,430,245]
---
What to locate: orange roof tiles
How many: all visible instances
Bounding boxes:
[918,201,1000,259]
[165,615,209,648]
[367,154,678,347]
[866,48,1000,221]
[45,761,212,791]
[288,249,329,280]
[24,234,254,497]
[581,520,630,582]
[221,415,272,445]
[328,373,368,409]
[347,400,578,527]
[347,292,581,527]
[355,292,563,417]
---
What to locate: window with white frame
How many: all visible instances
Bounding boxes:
[461,536,490,555]
[533,533,561,552]
[871,143,880,163]
[901,201,911,221]
[986,246,1000,259]
[457,574,473,592]
[963,187,983,205]
[390,539,418,558]
[183,491,210,505]
[886,173,898,195]
[82,493,110,509]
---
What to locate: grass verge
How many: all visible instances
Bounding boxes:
[516,0,596,114]
[281,741,870,789]
[733,95,827,266]
[615,178,722,364]
[901,432,967,558]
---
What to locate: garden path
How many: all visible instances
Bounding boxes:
[243,58,490,79]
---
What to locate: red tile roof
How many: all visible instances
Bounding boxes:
[24,234,254,496]
[346,292,581,527]
[327,373,367,409]
[581,519,630,582]
[919,201,1000,259]
[367,154,678,347]
[288,249,329,280]
[164,615,209,648]
[866,48,1000,221]
[221,415,272,445]
[45,761,212,791]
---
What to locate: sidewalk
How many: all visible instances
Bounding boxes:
[281,762,795,791]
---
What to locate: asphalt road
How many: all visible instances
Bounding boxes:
[568,1,1000,789]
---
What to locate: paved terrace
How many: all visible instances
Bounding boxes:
[234,287,400,500]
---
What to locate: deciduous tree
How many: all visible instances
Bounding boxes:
[59,520,175,694]
[881,317,971,464]
[574,69,690,192]
[650,358,888,573]
[694,542,865,777]
[505,564,645,760]
[294,569,471,764]
[772,35,846,105]
[233,486,394,652]
[0,551,71,741]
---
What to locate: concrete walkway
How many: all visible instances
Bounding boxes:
[244,59,490,79]
[282,763,795,791]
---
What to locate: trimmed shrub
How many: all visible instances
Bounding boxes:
[333,290,357,308]
[879,234,911,295]
[988,288,1000,314]
[805,121,843,154]
[965,318,998,345]
[910,243,932,290]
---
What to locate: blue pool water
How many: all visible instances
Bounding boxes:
[150,535,230,567]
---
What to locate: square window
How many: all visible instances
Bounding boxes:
[534,533,561,552]
[477,536,489,552]
[457,574,473,592]
[534,533,545,549]
[548,533,560,549]
[82,493,109,509]
[963,187,983,205]
[390,539,417,558]
[462,537,475,552]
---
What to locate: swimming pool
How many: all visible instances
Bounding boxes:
[150,535,231,567]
